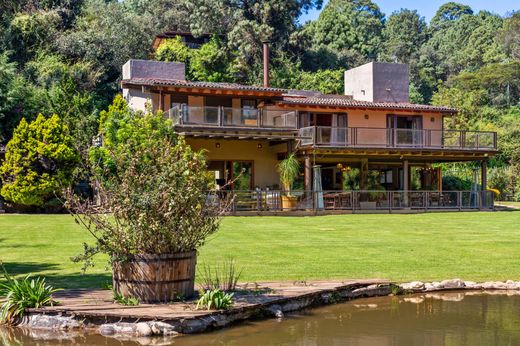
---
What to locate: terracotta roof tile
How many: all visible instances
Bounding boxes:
[280,96,457,113]
[121,78,457,113]
[121,78,287,93]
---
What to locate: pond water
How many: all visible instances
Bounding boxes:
[2,291,520,346]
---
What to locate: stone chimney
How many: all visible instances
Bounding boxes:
[344,62,409,103]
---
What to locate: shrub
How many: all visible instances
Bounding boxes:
[442,175,472,191]
[198,258,243,292]
[0,114,79,206]
[196,289,234,310]
[66,97,227,268]
[0,265,60,324]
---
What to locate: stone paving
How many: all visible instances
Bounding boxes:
[23,279,389,335]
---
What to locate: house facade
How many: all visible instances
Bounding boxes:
[121,57,497,213]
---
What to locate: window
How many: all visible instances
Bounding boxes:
[241,99,257,119]
[208,160,254,190]
[387,115,423,147]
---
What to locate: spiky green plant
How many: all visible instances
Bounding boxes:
[198,258,243,292]
[0,264,60,324]
[112,290,139,306]
[277,153,300,195]
[196,289,234,310]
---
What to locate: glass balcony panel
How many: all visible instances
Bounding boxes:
[262,110,297,128]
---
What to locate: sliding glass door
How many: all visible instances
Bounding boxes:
[387,115,423,147]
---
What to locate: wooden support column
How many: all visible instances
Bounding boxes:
[437,167,443,192]
[481,160,487,190]
[481,160,488,209]
[403,160,410,191]
[287,140,293,154]
[304,155,312,192]
[158,90,164,111]
[403,160,409,207]
[360,159,368,190]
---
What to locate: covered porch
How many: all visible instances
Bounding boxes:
[211,146,494,214]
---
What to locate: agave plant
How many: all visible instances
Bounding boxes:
[196,288,234,310]
[0,264,60,324]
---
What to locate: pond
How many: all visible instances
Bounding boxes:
[2,291,520,345]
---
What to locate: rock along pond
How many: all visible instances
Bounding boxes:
[2,291,520,346]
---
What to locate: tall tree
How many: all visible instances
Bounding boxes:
[500,11,520,60]
[430,2,473,30]
[417,9,504,102]
[380,9,427,64]
[56,0,152,98]
[0,53,43,143]
[304,0,384,63]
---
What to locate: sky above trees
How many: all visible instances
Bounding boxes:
[300,0,518,23]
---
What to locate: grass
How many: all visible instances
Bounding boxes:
[1,211,520,289]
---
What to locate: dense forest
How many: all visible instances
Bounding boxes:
[0,0,519,204]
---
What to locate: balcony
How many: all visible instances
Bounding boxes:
[298,127,498,151]
[167,106,297,129]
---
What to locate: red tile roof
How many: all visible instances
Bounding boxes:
[122,78,457,113]
[279,96,457,113]
[121,78,287,93]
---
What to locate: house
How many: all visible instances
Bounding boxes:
[121,44,498,213]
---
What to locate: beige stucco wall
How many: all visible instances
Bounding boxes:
[185,138,287,188]
[422,112,444,147]
[123,87,154,112]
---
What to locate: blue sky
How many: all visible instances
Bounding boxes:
[299,0,519,23]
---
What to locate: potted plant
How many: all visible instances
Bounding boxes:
[277,152,300,210]
[65,97,226,303]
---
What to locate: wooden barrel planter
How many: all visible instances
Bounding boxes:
[112,251,197,303]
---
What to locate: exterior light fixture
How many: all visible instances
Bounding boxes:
[431,117,435,122]
[215,142,221,149]
[257,143,263,149]
[336,163,343,170]
[364,114,369,119]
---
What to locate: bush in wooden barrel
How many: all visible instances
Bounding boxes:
[65,105,226,303]
[113,252,197,303]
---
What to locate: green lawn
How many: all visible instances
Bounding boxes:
[1,212,520,289]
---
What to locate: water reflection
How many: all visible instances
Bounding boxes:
[3,291,520,346]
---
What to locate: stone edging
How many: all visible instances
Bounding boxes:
[18,282,392,337]
[16,278,520,338]
[399,278,520,292]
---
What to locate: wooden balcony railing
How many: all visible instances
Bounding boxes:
[167,106,298,129]
[298,126,498,151]
[205,190,495,213]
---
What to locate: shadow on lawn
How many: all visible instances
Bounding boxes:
[2,262,59,275]
[1,261,112,290]
[45,272,113,290]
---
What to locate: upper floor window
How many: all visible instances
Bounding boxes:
[241,99,257,120]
